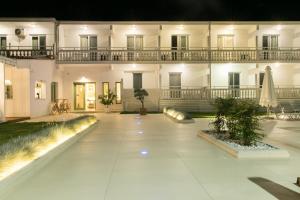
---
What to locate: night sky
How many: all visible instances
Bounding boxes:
[1,0,300,21]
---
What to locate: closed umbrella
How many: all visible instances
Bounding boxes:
[259,66,278,116]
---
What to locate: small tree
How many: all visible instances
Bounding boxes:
[98,90,116,110]
[211,98,235,133]
[234,100,263,146]
[134,88,149,115]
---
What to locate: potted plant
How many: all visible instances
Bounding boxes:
[134,88,149,115]
[98,90,116,113]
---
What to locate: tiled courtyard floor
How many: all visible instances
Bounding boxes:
[2,114,300,200]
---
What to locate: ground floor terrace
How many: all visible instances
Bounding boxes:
[1,113,300,200]
[2,60,300,119]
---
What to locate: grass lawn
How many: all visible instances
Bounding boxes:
[120,111,162,114]
[188,112,216,118]
[0,122,58,146]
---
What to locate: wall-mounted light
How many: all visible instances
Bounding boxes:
[29,23,36,28]
[276,25,282,31]
[177,25,184,30]
[81,25,88,30]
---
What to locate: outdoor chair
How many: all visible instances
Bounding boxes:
[274,102,300,120]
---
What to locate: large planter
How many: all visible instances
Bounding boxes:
[104,107,111,113]
[197,130,290,159]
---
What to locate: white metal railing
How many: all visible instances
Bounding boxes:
[58,47,209,62]
[0,46,55,59]
[160,87,300,100]
[57,47,300,63]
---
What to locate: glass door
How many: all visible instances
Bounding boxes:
[85,83,96,111]
[89,36,97,60]
[228,72,240,97]
[74,83,85,110]
[169,73,181,98]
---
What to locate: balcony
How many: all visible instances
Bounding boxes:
[160,87,300,100]
[57,47,210,63]
[57,47,300,64]
[0,46,55,59]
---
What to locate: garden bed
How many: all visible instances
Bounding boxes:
[198,130,290,159]
[0,115,97,182]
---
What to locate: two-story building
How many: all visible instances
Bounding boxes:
[1,18,300,119]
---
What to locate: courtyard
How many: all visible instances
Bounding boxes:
[1,113,300,200]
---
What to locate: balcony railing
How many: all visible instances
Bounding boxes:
[58,47,209,63]
[57,47,300,63]
[0,46,55,59]
[160,87,300,100]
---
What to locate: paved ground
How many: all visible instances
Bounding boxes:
[2,114,300,200]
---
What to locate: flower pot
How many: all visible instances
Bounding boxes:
[104,107,110,113]
[139,108,147,115]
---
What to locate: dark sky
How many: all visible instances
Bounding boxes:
[1,0,300,21]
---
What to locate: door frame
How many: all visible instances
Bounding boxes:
[73,82,97,111]
[73,82,86,110]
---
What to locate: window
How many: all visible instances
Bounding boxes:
[127,35,143,50]
[228,72,240,97]
[259,73,265,88]
[133,73,142,90]
[5,80,13,99]
[80,35,97,50]
[51,82,58,102]
[228,72,240,88]
[262,35,278,49]
[115,82,122,104]
[169,73,181,98]
[217,35,234,49]
[171,35,189,50]
[35,81,46,99]
[32,35,46,50]
[102,82,109,96]
[0,36,6,50]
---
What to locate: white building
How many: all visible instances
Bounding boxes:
[1,18,300,119]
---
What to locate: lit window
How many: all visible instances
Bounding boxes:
[5,80,13,99]
[35,81,46,99]
[102,82,109,96]
[115,82,122,104]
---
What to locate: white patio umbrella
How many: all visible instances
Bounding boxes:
[259,66,278,116]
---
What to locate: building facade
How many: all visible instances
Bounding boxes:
[1,18,300,119]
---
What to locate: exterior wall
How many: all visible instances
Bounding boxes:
[0,63,4,120]
[258,25,300,48]
[5,65,30,117]
[211,63,257,88]
[61,64,159,111]
[160,25,209,48]
[16,60,62,118]
[211,25,256,48]
[111,25,159,48]
[59,24,110,48]
[258,63,300,87]
[0,22,55,47]
[160,64,209,88]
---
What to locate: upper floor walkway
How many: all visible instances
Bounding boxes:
[2,19,300,63]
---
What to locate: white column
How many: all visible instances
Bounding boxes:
[0,63,5,121]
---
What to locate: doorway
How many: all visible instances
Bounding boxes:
[74,82,96,111]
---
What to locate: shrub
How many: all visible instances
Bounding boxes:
[211,98,263,146]
[98,90,116,108]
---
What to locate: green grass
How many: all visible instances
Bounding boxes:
[188,112,216,118]
[120,111,162,114]
[0,122,58,146]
